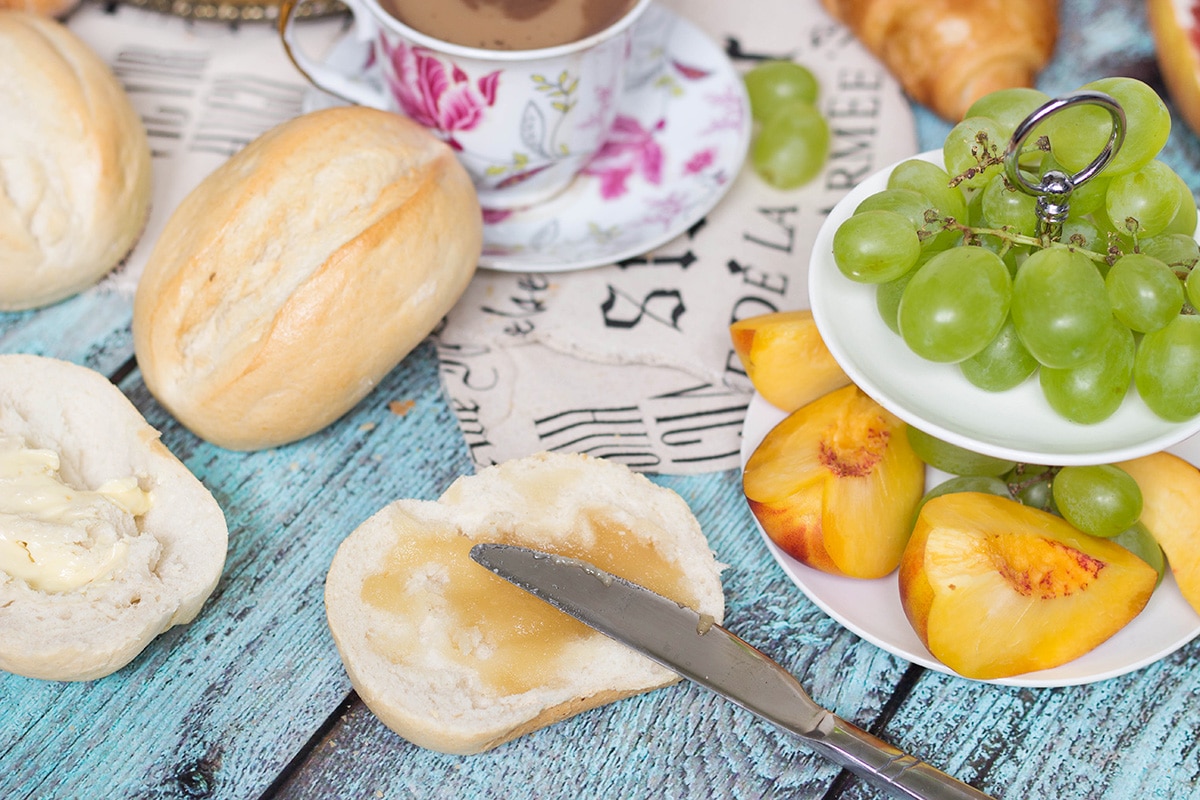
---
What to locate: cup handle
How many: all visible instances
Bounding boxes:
[278,0,390,109]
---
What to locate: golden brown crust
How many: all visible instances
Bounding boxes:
[0,0,81,17]
[132,106,480,451]
[821,0,1059,121]
[1148,0,1200,138]
[0,11,152,309]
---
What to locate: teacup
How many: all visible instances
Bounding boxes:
[280,0,653,209]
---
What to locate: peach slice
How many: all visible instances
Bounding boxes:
[742,384,924,578]
[730,309,852,413]
[899,492,1158,680]
[1115,451,1200,615]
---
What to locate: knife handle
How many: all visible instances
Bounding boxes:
[806,715,996,800]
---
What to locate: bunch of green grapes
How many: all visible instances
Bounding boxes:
[744,61,829,189]
[833,78,1200,425]
[907,427,1165,582]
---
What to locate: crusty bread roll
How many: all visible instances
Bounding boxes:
[0,12,152,310]
[0,354,228,681]
[325,452,726,755]
[820,0,1059,121]
[0,0,80,17]
[132,106,481,452]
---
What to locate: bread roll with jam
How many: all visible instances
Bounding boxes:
[325,451,726,755]
[133,106,481,452]
[0,12,152,310]
[0,355,228,681]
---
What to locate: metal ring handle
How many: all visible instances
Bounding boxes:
[1003,90,1127,241]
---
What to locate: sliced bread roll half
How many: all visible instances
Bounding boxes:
[0,12,152,310]
[133,106,481,452]
[0,355,228,681]
[325,451,725,755]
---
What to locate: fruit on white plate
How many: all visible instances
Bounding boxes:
[742,384,924,578]
[899,492,1158,680]
[1115,451,1200,614]
[730,309,851,413]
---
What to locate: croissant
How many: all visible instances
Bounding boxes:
[821,0,1060,121]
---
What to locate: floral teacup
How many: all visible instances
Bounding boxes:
[280,0,653,210]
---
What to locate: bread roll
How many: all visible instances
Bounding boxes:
[820,0,1059,121]
[0,12,152,310]
[0,0,80,17]
[132,106,481,451]
[325,451,726,755]
[0,355,228,681]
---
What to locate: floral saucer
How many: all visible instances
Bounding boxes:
[306,4,750,272]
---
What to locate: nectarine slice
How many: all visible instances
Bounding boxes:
[900,492,1157,680]
[743,384,924,578]
[730,309,851,413]
[1116,451,1200,615]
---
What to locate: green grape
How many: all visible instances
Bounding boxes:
[943,116,1007,190]
[1045,152,1110,219]
[1105,160,1183,239]
[887,158,969,223]
[1188,264,1200,308]
[1052,464,1143,538]
[833,209,921,282]
[744,61,819,122]
[960,316,1039,391]
[1092,207,1136,256]
[1006,463,1057,512]
[980,173,1039,236]
[964,87,1052,140]
[857,189,961,253]
[1134,314,1200,421]
[897,246,1012,362]
[1163,170,1198,236]
[1105,253,1184,332]
[1060,217,1102,254]
[912,475,1012,525]
[876,270,915,334]
[1139,233,1200,272]
[1112,522,1166,587]
[1045,77,1170,177]
[751,101,829,189]
[906,426,1016,476]
[1011,247,1111,368]
[1039,318,1135,424]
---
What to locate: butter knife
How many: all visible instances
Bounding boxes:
[469,543,995,800]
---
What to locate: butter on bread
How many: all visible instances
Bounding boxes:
[132,106,480,451]
[821,0,1059,121]
[0,11,152,310]
[324,452,726,755]
[0,355,227,681]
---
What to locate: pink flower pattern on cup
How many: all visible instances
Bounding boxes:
[580,116,665,200]
[380,39,501,151]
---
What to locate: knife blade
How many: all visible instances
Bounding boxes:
[469,543,995,800]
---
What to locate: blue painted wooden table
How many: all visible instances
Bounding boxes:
[4,1,1200,798]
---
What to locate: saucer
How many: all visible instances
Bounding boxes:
[807,150,1200,466]
[305,5,750,273]
[740,391,1200,687]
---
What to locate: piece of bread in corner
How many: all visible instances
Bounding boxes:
[0,12,152,310]
[132,106,481,452]
[0,355,228,681]
[325,451,726,755]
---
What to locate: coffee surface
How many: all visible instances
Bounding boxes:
[381,0,637,50]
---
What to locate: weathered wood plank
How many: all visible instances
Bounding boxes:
[0,341,474,799]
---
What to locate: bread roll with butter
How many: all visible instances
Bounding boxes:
[0,12,152,309]
[325,452,726,755]
[0,355,228,681]
[133,106,480,451]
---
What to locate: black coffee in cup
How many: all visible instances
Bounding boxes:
[380,0,639,50]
